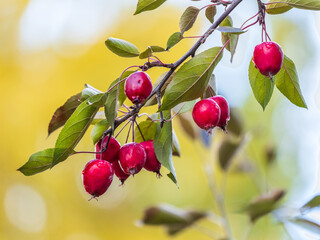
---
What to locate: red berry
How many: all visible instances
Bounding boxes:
[252,41,283,77]
[125,71,153,104]
[112,160,130,185]
[192,99,221,132]
[210,95,230,131]
[119,142,146,175]
[82,159,114,197]
[140,140,161,176]
[95,136,120,163]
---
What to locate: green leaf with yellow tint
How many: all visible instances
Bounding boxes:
[105,37,140,58]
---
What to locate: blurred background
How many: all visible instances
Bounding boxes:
[1,0,320,239]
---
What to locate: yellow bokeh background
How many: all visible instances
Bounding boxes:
[1,1,320,239]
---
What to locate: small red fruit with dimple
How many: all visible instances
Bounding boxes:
[82,159,114,197]
[140,140,161,176]
[119,142,146,175]
[95,136,120,163]
[125,71,153,104]
[112,160,130,185]
[192,99,221,132]
[252,41,283,77]
[210,95,230,131]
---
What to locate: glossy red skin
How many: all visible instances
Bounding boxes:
[95,136,121,163]
[192,99,221,131]
[82,159,114,197]
[125,71,153,104]
[140,140,161,174]
[210,95,230,130]
[252,42,283,77]
[119,142,146,175]
[112,160,130,184]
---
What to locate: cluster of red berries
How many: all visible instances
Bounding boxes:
[253,41,284,77]
[192,95,230,133]
[82,137,161,198]
[82,71,159,198]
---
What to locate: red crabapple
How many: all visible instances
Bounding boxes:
[140,140,161,176]
[119,142,146,175]
[210,95,230,131]
[82,159,114,198]
[125,71,153,104]
[192,99,221,133]
[112,160,130,185]
[95,136,121,163]
[252,42,283,77]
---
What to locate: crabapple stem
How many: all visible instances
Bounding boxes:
[134,119,146,142]
[156,91,165,128]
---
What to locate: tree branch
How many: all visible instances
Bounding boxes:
[103,0,243,140]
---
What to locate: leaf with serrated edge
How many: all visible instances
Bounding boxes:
[300,195,320,214]
[52,96,101,167]
[266,0,292,14]
[105,37,140,58]
[154,111,177,185]
[105,71,135,128]
[91,119,109,144]
[81,84,102,101]
[249,59,275,110]
[134,0,166,15]
[285,0,320,10]
[179,6,200,34]
[275,55,307,108]
[205,5,216,23]
[48,93,82,136]
[18,148,73,176]
[167,32,182,50]
[160,47,223,111]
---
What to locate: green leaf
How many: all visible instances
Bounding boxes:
[275,55,307,108]
[154,111,177,185]
[105,71,135,128]
[246,189,285,222]
[139,46,166,59]
[249,59,275,110]
[284,0,320,10]
[179,6,200,34]
[266,1,293,14]
[289,217,320,235]
[134,119,158,143]
[105,37,140,58]
[203,74,217,98]
[300,195,320,214]
[18,148,73,176]
[141,204,207,235]
[81,84,102,101]
[160,47,223,111]
[172,129,181,157]
[220,16,239,62]
[217,26,246,34]
[52,96,102,167]
[134,0,166,15]
[166,32,182,50]
[91,119,109,144]
[145,71,175,106]
[173,100,197,114]
[48,93,82,136]
[205,5,216,23]
[218,138,241,171]
[177,113,198,139]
